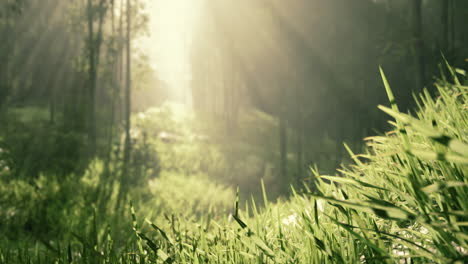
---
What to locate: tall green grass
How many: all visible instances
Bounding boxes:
[1,71,466,263]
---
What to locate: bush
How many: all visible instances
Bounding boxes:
[0,116,86,179]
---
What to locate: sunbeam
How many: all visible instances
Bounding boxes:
[137,0,201,105]
[1,0,467,262]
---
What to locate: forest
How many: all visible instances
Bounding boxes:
[0,0,467,263]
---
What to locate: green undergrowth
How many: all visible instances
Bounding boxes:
[1,69,467,263]
[133,102,299,198]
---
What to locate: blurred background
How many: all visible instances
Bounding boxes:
[0,0,467,248]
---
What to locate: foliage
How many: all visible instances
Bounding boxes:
[1,70,466,263]
[0,114,86,179]
[0,161,234,252]
[1,0,467,262]
[142,171,234,217]
[129,72,467,263]
[133,102,341,198]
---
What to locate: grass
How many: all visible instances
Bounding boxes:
[0,70,467,263]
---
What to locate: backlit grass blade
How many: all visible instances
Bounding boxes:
[380,67,399,112]
[320,175,387,191]
[421,181,468,194]
[311,195,415,221]
[145,219,174,245]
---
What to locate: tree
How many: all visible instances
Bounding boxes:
[441,0,449,54]
[412,0,425,91]
[0,0,24,112]
[86,0,108,157]
[117,0,132,209]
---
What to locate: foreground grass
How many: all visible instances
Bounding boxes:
[1,71,467,263]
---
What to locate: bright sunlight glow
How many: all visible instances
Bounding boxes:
[137,0,202,104]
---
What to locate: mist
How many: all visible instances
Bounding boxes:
[0,0,467,262]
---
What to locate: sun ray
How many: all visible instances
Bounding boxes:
[137,0,201,104]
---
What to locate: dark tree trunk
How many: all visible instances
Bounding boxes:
[335,125,343,170]
[87,0,97,157]
[295,81,303,185]
[108,0,120,154]
[279,116,287,179]
[279,82,287,182]
[441,0,449,54]
[0,7,12,114]
[119,0,132,209]
[50,86,56,124]
[95,0,106,71]
[117,0,124,125]
[450,0,456,54]
[412,0,425,92]
[106,0,117,159]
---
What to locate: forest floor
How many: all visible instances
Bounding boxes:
[0,75,467,263]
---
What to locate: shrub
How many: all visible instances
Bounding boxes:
[0,117,86,179]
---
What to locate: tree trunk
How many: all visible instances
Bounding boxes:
[295,81,303,185]
[450,0,456,54]
[99,0,118,207]
[87,0,97,157]
[441,0,449,54]
[412,0,425,92]
[108,0,119,154]
[119,0,132,209]
[335,125,343,170]
[106,0,116,159]
[95,0,106,71]
[279,87,287,183]
[117,0,124,125]
[0,7,12,114]
[50,85,56,124]
[279,116,287,178]
[0,48,9,114]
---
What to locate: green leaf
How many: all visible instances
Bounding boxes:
[380,67,399,111]
[320,175,387,191]
[137,232,159,253]
[408,148,468,164]
[421,181,468,194]
[251,236,275,259]
[455,68,466,76]
[311,195,415,220]
[145,219,174,245]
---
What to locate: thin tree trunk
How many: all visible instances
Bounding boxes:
[91,0,107,157]
[107,0,118,157]
[279,115,287,181]
[441,0,449,54]
[412,0,425,92]
[106,0,116,160]
[95,0,106,70]
[118,0,132,209]
[99,0,118,208]
[87,0,97,157]
[125,0,132,168]
[295,76,303,185]
[50,80,56,124]
[0,6,12,114]
[450,0,456,54]
[117,0,124,125]
[335,125,343,170]
[111,0,115,33]
[279,82,287,183]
